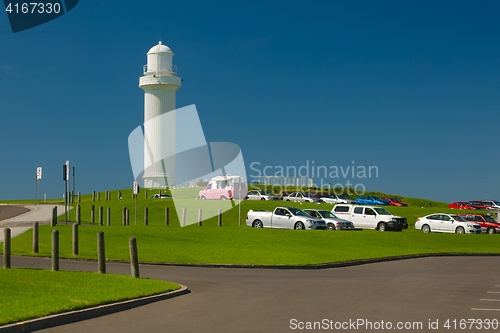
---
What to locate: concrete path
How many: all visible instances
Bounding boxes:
[0,204,69,242]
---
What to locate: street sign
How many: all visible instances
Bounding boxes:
[133,181,140,194]
[36,167,42,180]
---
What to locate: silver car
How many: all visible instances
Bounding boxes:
[283,192,320,203]
[320,194,355,204]
[303,209,355,230]
[246,190,282,201]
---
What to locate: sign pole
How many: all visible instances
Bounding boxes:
[34,174,36,207]
[35,167,42,206]
[238,177,242,227]
[133,181,139,225]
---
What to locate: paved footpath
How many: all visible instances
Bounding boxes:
[0,204,68,242]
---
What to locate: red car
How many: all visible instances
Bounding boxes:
[448,202,476,210]
[459,214,500,234]
[384,197,408,207]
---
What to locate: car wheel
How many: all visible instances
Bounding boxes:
[201,196,206,200]
[327,223,336,230]
[455,226,465,234]
[220,195,226,200]
[261,198,266,201]
[252,220,263,228]
[286,199,290,201]
[487,227,496,234]
[294,222,305,230]
[421,224,431,233]
[378,222,387,232]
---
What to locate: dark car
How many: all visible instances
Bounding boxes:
[466,201,489,210]
[459,214,500,234]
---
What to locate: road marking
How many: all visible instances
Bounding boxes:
[480,299,500,301]
[472,308,500,311]
[487,291,500,294]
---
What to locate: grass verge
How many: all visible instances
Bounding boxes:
[0,268,180,326]
[2,189,499,265]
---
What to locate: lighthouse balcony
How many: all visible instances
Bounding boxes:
[143,64,178,75]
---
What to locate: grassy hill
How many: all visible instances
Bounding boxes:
[1,187,498,266]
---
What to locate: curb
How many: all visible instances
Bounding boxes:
[0,285,189,333]
[140,252,500,269]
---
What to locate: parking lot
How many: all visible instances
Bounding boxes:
[4,255,497,333]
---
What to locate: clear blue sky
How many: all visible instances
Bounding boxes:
[1,1,499,202]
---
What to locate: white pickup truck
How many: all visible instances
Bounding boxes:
[246,207,327,230]
[332,204,408,231]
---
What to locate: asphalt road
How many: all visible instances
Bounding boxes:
[8,255,500,333]
[0,205,29,221]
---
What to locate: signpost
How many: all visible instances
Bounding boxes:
[63,161,70,224]
[34,167,42,206]
[133,181,139,225]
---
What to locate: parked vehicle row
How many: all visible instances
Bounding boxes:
[244,190,410,208]
[245,202,498,235]
[448,200,500,211]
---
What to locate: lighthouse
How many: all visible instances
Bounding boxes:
[139,41,182,188]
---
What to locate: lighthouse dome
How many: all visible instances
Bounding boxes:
[147,41,173,55]
[145,41,176,75]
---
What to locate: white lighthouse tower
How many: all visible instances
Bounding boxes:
[139,41,182,188]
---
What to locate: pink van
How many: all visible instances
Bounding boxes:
[199,175,247,200]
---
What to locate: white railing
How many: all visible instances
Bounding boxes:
[143,64,178,75]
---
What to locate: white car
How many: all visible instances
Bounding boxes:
[415,213,481,234]
[482,200,500,211]
[303,209,355,230]
[283,192,320,203]
[320,194,355,204]
[246,190,281,201]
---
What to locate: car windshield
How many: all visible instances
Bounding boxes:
[484,215,497,222]
[391,198,401,202]
[260,191,271,195]
[374,208,391,215]
[338,195,348,199]
[451,215,466,222]
[288,207,309,217]
[318,211,336,218]
[372,196,381,200]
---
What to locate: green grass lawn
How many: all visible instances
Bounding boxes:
[0,268,180,326]
[3,189,498,266]
[0,189,497,326]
